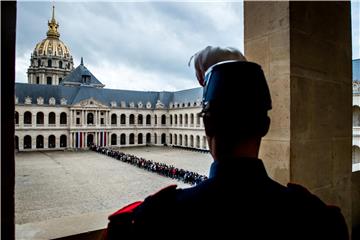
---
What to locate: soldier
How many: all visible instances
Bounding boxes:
[103,46,349,240]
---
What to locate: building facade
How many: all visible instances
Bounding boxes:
[352,59,360,169]
[15,7,207,152]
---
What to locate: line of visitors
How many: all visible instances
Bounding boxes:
[90,145,208,185]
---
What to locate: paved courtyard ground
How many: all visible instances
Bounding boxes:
[15,147,212,226]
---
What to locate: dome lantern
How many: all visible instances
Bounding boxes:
[46,5,60,39]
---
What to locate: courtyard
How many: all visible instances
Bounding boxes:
[15,147,212,239]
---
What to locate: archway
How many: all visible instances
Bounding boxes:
[111,134,117,145]
[146,133,151,144]
[48,135,55,148]
[60,135,67,147]
[36,135,44,148]
[24,135,32,149]
[87,134,94,146]
[161,133,166,145]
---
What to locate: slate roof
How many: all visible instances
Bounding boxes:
[60,63,104,87]
[15,83,202,108]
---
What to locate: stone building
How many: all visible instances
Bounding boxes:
[352,58,360,169]
[14,7,207,151]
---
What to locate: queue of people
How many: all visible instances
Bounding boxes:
[90,145,208,185]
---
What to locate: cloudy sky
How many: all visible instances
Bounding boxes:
[16,1,359,91]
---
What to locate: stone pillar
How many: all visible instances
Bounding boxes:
[69,132,73,148]
[244,1,352,227]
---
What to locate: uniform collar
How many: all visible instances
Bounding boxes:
[209,157,269,181]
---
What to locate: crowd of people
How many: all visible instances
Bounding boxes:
[171,145,209,153]
[90,145,208,185]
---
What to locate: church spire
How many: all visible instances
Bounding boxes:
[46,4,60,39]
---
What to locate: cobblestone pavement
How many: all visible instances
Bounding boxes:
[15,147,213,224]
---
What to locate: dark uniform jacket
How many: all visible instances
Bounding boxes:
[104,158,349,240]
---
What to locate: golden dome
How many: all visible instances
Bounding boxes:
[33,5,71,58]
[33,38,71,58]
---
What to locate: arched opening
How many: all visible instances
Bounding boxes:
[129,133,135,144]
[146,133,151,144]
[353,145,360,164]
[175,134,178,145]
[161,114,166,125]
[129,114,135,125]
[154,115,158,125]
[36,135,44,148]
[161,133,166,144]
[353,106,360,126]
[196,113,201,126]
[138,114,143,125]
[175,114,178,125]
[38,59,41,67]
[24,111,32,124]
[60,135,67,147]
[190,114,194,126]
[138,133,143,144]
[169,134,173,144]
[15,136,19,150]
[111,114,117,125]
[60,112,67,124]
[185,135,188,147]
[203,136,207,149]
[121,114,126,125]
[87,134,94,146]
[111,134,117,145]
[154,133,157,144]
[120,134,126,145]
[36,112,44,125]
[47,76,52,85]
[59,61,63,68]
[179,135,183,146]
[196,135,200,148]
[48,135,55,148]
[15,111,19,124]
[190,135,194,147]
[87,113,94,125]
[185,114,188,125]
[48,112,56,125]
[170,115,173,125]
[146,114,151,125]
[179,114,183,125]
[48,59,52,67]
[24,135,32,149]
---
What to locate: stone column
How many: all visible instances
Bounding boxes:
[69,132,73,148]
[244,1,352,227]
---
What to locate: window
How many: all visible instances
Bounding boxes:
[121,114,126,125]
[48,59,52,67]
[60,112,67,124]
[101,118,104,125]
[146,133,151,144]
[161,114,166,125]
[76,118,80,125]
[138,114,143,125]
[59,61,63,68]
[161,134,166,144]
[111,134,117,145]
[111,114,117,125]
[146,114,151,125]
[120,134,126,145]
[37,59,41,67]
[129,133,135,144]
[24,111,32,124]
[129,114,135,124]
[138,133,143,144]
[47,76,52,85]
[48,112,56,125]
[36,112,44,125]
[59,77,62,83]
[36,76,40,84]
[87,113,94,124]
